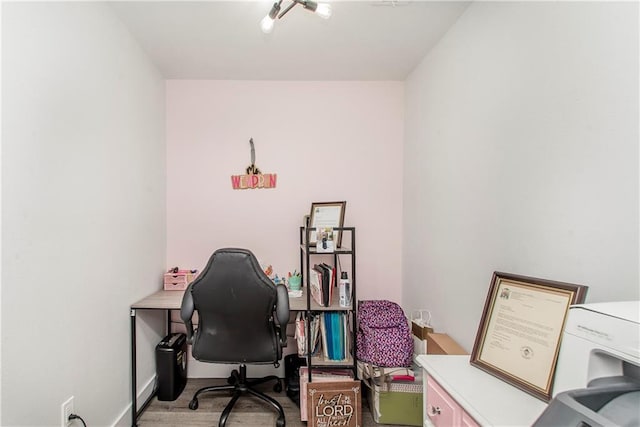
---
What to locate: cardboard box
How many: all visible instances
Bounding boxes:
[426,332,467,355]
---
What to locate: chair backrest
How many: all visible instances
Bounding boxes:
[181,248,288,364]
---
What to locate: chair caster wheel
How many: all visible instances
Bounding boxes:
[273,381,282,393]
[227,369,239,384]
[189,399,199,410]
[276,416,285,427]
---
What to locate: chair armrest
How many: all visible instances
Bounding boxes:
[180,283,196,344]
[275,283,290,347]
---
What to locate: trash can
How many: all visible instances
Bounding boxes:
[284,353,307,406]
[155,333,187,401]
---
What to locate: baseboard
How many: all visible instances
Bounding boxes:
[111,375,156,427]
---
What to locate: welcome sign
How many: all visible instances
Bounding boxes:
[307,380,361,427]
[230,173,277,189]
[231,137,277,190]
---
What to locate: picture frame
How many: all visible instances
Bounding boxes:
[470,271,588,402]
[308,201,346,247]
[307,380,362,427]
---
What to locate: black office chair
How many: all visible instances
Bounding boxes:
[180,248,290,427]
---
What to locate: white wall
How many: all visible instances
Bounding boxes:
[166,80,404,301]
[0,1,4,419]
[2,3,166,426]
[403,1,639,350]
[166,80,405,375]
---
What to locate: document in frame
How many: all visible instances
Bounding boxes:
[479,280,571,390]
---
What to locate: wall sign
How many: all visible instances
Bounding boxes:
[231,138,277,189]
[307,380,361,427]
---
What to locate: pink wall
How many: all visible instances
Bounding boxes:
[166,80,404,301]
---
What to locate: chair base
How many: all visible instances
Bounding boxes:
[188,364,286,427]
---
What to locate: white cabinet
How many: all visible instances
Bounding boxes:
[461,411,481,427]
[426,376,473,427]
[426,376,480,427]
[416,355,547,427]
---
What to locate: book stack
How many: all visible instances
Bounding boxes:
[295,311,352,362]
[309,263,336,307]
[295,312,321,356]
[320,312,350,361]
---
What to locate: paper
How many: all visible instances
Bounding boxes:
[479,280,571,390]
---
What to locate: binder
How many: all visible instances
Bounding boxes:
[320,313,329,358]
[310,266,325,306]
[309,314,321,355]
[333,312,341,360]
[295,312,306,356]
[320,311,348,361]
[321,263,336,303]
[315,263,332,306]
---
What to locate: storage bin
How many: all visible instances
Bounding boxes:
[358,361,423,426]
[163,269,198,290]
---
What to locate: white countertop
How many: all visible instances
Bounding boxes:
[416,354,548,427]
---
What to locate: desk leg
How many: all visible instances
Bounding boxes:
[130,308,137,427]
[167,309,172,335]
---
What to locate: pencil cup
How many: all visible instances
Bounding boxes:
[288,276,302,291]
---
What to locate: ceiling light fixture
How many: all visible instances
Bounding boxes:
[260,0,332,34]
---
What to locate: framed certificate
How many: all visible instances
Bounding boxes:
[470,272,588,401]
[308,201,346,247]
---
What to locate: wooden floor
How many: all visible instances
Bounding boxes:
[138,378,408,427]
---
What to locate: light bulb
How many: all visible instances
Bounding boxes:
[315,3,332,19]
[260,15,275,33]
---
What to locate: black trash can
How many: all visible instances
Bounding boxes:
[155,333,187,401]
[284,354,307,406]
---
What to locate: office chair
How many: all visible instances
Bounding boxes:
[180,248,290,427]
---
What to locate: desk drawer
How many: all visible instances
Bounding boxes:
[163,270,197,290]
[426,376,459,427]
[164,281,189,291]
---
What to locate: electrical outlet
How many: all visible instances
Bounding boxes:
[61,396,74,427]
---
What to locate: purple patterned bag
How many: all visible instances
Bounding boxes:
[356,300,414,367]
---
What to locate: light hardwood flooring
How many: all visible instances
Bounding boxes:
[138,378,408,427]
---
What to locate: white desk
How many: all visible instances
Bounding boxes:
[416,354,547,426]
[129,288,307,426]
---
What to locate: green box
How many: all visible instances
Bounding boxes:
[363,379,423,426]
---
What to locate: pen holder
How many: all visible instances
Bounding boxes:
[288,275,302,291]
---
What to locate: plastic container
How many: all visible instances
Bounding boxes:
[339,272,351,307]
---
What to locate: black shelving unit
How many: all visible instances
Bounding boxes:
[298,226,357,382]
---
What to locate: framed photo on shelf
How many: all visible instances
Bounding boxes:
[470,271,588,402]
[308,201,346,247]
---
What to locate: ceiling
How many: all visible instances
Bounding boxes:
[110,0,470,80]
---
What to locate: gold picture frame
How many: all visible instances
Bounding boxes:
[470,271,588,401]
[308,201,346,247]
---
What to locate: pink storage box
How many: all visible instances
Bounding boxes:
[163,269,198,291]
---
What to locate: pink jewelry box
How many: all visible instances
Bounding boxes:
[163,269,198,291]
